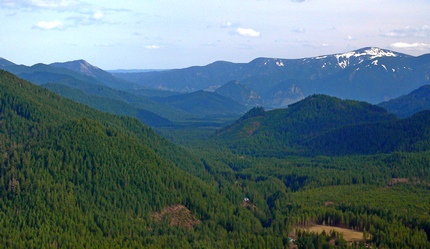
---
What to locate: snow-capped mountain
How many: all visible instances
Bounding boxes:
[252,47,406,71]
[114,47,429,107]
[329,47,407,69]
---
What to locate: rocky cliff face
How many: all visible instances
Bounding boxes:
[267,84,305,108]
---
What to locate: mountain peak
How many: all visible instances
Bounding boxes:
[46,59,134,90]
[337,47,399,59]
[249,57,286,68]
[328,47,407,69]
[74,59,92,66]
[50,59,102,78]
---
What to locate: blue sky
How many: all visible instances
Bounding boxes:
[1,0,429,70]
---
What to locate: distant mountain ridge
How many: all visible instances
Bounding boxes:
[0,57,15,67]
[114,47,429,107]
[0,61,181,126]
[50,60,134,89]
[379,84,430,117]
[51,59,101,76]
[1,47,429,127]
[0,58,247,126]
[151,90,248,117]
[214,80,264,107]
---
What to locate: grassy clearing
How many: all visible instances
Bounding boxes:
[299,225,364,242]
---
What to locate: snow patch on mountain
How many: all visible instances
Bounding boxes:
[359,47,398,59]
[335,51,357,60]
[335,47,398,60]
[334,47,399,69]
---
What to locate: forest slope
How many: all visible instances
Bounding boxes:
[2,70,430,248]
[213,94,430,156]
[0,70,267,248]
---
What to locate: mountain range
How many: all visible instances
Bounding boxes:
[1,47,430,131]
[113,47,430,107]
[0,58,246,127]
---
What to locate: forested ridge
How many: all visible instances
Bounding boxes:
[215,94,430,157]
[379,84,430,118]
[1,69,430,248]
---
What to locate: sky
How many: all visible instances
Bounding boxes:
[0,0,429,70]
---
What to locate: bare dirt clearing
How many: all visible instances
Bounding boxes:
[298,225,364,242]
[152,204,201,229]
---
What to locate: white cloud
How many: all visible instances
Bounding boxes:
[92,10,103,20]
[65,10,111,27]
[236,27,260,37]
[33,20,63,30]
[390,42,430,49]
[383,25,430,38]
[144,45,163,49]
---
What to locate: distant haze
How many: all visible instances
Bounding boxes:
[0,0,429,70]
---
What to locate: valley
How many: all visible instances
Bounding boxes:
[1,47,430,248]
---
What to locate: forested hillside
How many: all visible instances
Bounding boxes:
[200,94,430,248]
[0,70,273,248]
[213,95,410,156]
[303,110,430,155]
[0,60,215,125]
[43,83,172,127]
[2,69,430,248]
